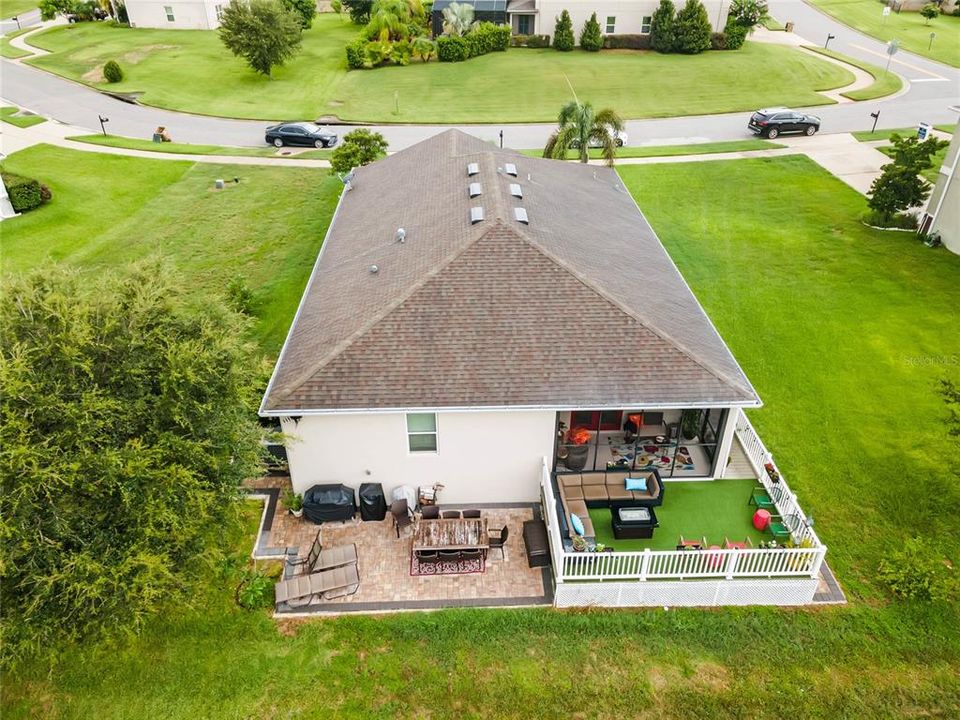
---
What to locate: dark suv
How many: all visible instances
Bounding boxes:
[748,108,820,139]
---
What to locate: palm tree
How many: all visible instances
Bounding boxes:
[442,1,477,36]
[543,101,625,167]
[366,0,412,42]
[412,36,437,62]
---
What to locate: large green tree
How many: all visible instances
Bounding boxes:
[579,12,603,52]
[330,129,389,174]
[342,0,373,23]
[553,9,575,51]
[542,100,624,166]
[281,0,316,28]
[867,134,949,222]
[673,0,712,54]
[219,0,303,78]
[650,0,676,53]
[0,263,264,664]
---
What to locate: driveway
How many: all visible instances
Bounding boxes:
[1,2,957,150]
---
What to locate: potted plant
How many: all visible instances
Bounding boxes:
[681,411,700,441]
[282,488,304,518]
[571,534,587,552]
[564,427,591,471]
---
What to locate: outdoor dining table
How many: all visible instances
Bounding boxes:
[412,518,489,553]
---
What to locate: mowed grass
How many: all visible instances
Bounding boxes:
[519,139,785,160]
[0,145,341,353]
[2,151,960,719]
[588,479,768,552]
[1,26,31,58]
[0,0,37,19]
[809,0,960,67]
[803,45,903,100]
[25,17,852,122]
[67,133,333,159]
[1,105,45,127]
[853,125,955,141]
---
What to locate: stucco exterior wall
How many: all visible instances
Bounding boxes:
[529,0,728,37]
[281,410,557,504]
[927,126,960,255]
[126,0,221,30]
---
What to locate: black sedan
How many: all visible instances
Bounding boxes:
[265,122,338,149]
[747,108,820,139]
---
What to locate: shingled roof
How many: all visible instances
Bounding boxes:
[260,130,760,413]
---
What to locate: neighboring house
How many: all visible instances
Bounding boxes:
[432,0,728,39]
[261,130,828,607]
[920,123,960,255]
[125,0,225,29]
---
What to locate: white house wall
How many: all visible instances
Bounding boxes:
[281,410,557,504]
[529,0,728,38]
[126,0,222,29]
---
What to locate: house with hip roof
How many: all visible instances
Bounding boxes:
[261,130,828,607]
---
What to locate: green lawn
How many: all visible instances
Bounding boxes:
[803,45,903,100]
[24,17,852,122]
[1,105,45,127]
[67,133,333,159]
[761,16,785,31]
[2,150,960,718]
[588,479,767,552]
[1,26,31,58]
[0,0,37,19]
[0,145,341,353]
[808,0,960,67]
[520,139,785,160]
[853,125,955,141]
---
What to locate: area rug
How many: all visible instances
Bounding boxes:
[410,554,485,576]
[608,441,695,471]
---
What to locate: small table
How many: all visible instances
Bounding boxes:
[611,506,658,539]
[753,509,771,531]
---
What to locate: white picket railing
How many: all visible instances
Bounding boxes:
[540,412,827,587]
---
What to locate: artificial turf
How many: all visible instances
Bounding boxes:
[588,479,768,551]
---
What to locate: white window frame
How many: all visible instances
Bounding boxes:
[164,5,175,22]
[406,413,439,454]
[605,16,616,34]
[641,15,652,34]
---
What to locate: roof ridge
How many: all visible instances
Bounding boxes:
[508,224,757,399]
[268,217,513,408]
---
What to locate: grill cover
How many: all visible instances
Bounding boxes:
[302,484,357,524]
[359,482,387,521]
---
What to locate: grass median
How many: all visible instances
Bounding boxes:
[25,17,851,123]
[520,139,785,160]
[1,105,45,127]
[803,45,903,101]
[67,133,332,159]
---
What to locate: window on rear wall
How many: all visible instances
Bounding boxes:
[641,15,652,33]
[605,16,615,33]
[215,4,223,20]
[407,413,438,453]
[164,5,175,21]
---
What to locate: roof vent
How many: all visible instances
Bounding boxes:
[467,162,479,176]
[509,183,522,198]
[395,227,406,243]
[470,206,485,224]
[469,182,482,198]
[504,163,518,177]
[514,207,529,224]
[369,264,379,274]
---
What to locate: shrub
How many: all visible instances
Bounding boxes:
[862,210,919,230]
[510,33,551,48]
[1,172,45,213]
[650,0,676,53]
[580,12,603,51]
[345,34,369,68]
[102,59,123,83]
[330,128,389,174]
[437,34,470,62]
[235,568,274,609]
[673,0,712,54]
[466,21,509,57]
[710,30,727,50]
[728,0,767,27]
[603,33,650,50]
[920,2,939,24]
[553,9,574,51]
[877,537,953,601]
[723,21,748,49]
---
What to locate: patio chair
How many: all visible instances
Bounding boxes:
[723,536,753,550]
[416,550,438,565]
[768,513,803,543]
[438,550,461,563]
[677,535,707,550]
[460,549,483,562]
[462,509,481,519]
[286,529,358,576]
[441,510,461,519]
[488,526,509,559]
[274,563,361,608]
[748,484,783,510]
[391,499,413,538]
[421,505,440,520]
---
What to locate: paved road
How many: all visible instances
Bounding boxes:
[1,8,40,35]
[1,2,957,150]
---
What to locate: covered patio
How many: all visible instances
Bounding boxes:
[248,478,552,613]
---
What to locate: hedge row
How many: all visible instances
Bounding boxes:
[509,34,551,48]
[437,22,509,62]
[2,172,51,213]
[602,34,651,50]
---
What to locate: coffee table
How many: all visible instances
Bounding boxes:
[611,506,658,539]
